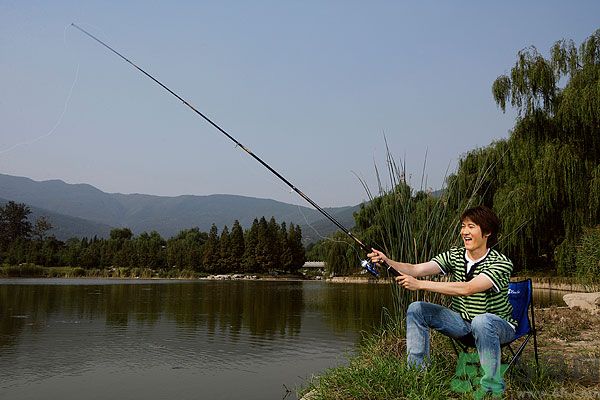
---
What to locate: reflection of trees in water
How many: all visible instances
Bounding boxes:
[163,281,303,337]
[0,281,430,350]
[0,281,304,348]
[317,283,396,334]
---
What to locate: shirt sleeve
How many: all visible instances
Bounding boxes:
[480,259,513,293]
[431,249,455,275]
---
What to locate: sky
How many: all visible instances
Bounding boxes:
[1,1,599,207]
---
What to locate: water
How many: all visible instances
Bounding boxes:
[0,279,394,400]
[532,288,569,308]
[0,279,568,400]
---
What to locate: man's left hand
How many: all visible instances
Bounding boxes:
[395,274,421,291]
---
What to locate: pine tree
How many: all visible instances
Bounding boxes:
[230,220,245,271]
[243,219,259,272]
[218,225,231,273]
[203,224,220,273]
[279,222,293,271]
[288,224,306,272]
[255,217,271,272]
[267,217,282,270]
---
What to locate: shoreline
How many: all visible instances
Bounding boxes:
[1,266,596,292]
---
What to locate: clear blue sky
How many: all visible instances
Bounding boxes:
[1,1,599,207]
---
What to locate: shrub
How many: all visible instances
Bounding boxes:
[575,226,600,285]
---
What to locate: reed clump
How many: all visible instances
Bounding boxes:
[351,143,493,329]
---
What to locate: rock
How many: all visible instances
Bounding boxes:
[300,390,318,400]
[563,292,600,313]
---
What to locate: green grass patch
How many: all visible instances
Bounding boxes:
[0,264,206,279]
[299,328,575,400]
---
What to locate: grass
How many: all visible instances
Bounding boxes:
[0,264,206,279]
[299,306,600,400]
[301,331,461,400]
[0,264,305,280]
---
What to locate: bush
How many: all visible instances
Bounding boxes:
[575,226,600,284]
[71,267,86,277]
[1,263,45,277]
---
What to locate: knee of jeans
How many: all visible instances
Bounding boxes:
[471,314,494,335]
[407,301,425,317]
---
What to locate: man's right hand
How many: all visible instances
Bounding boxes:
[367,249,388,265]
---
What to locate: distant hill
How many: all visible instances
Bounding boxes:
[0,173,358,241]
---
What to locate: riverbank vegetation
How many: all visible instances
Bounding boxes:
[308,29,600,285]
[301,306,600,399]
[0,203,305,276]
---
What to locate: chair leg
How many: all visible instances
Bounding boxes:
[532,330,540,374]
[506,336,531,371]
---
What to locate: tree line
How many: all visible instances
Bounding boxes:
[0,201,305,274]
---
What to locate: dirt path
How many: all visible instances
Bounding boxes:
[535,306,600,391]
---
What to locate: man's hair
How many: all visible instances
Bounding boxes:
[460,205,501,248]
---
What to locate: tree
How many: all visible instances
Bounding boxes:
[454,29,600,272]
[324,232,356,276]
[202,224,220,272]
[279,222,293,270]
[110,227,133,241]
[32,216,53,242]
[167,228,206,270]
[243,219,259,272]
[0,201,32,249]
[229,220,245,271]
[218,225,231,273]
[287,223,306,272]
[135,231,166,268]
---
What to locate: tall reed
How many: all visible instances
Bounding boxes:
[356,142,497,331]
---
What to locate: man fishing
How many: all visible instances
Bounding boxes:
[368,205,515,397]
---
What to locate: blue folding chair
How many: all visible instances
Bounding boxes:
[452,279,539,373]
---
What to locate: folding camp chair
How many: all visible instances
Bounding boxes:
[452,279,540,374]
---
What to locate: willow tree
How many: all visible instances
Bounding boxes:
[458,29,600,273]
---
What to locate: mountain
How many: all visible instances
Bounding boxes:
[0,174,358,241]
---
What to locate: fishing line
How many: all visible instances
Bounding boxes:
[0,25,80,156]
[71,23,399,279]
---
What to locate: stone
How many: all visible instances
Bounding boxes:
[563,292,600,313]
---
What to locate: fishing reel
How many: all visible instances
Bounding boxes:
[361,258,401,278]
[361,259,381,278]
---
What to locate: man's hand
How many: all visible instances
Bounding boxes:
[367,249,388,265]
[395,274,421,291]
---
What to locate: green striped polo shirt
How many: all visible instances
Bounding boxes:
[432,247,516,326]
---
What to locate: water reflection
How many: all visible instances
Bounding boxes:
[0,279,395,400]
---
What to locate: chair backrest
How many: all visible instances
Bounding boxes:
[508,279,533,339]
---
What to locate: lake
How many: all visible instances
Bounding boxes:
[0,279,395,400]
[0,279,567,400]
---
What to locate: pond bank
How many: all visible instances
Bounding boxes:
[516,276,598,292]
[327,275,598,292]
[300,306,600,399]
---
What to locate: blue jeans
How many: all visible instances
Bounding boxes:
[406,301,515,394]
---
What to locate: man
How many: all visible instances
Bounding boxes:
[368,205,515,396]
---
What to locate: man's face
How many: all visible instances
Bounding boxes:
[460,217,488,253]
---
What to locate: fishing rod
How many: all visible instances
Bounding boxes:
[71,23,398,278]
